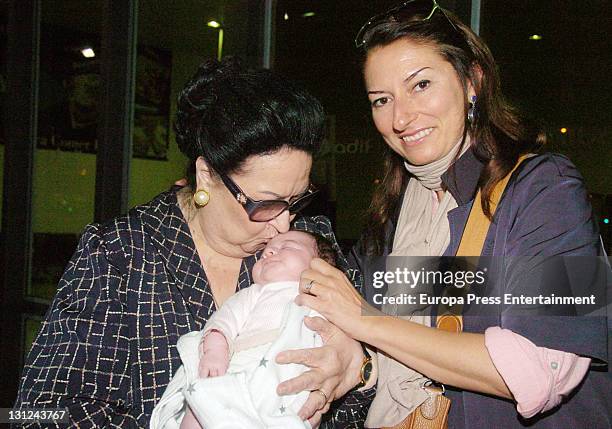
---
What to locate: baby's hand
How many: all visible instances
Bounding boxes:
[198,330,230,378]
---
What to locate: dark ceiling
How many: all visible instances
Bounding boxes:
[275,0,612,129]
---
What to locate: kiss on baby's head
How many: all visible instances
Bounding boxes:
[252,230,336,284]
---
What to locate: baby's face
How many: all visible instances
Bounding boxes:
[252,231,317,284]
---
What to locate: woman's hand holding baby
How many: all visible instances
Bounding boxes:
[296,258,381,342]
[276,315,364,427]
[198,330,230,378]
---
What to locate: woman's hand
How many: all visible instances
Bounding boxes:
[275,316,364,426]
[295,258,381,341]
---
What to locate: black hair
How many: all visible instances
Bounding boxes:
[174,57,325,185]
[286,228,338,267]
[310,232,338,267]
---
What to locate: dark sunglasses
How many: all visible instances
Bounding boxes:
[219,173,319,222]
[354,0,457,48]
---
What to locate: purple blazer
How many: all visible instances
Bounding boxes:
[352,149,611,428]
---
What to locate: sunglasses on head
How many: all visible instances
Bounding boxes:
[218,173,319,222]
[354,0,457,48]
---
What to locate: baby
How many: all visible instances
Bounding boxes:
[150,230,336,429]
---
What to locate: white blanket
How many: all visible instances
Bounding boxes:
[150,282,322,428]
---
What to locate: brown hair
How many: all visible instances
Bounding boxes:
[359,6,543,255]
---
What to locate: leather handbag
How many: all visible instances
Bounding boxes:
[381,154,532,429]
[382,384,451,429]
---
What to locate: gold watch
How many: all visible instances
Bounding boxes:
[355,343,373,389]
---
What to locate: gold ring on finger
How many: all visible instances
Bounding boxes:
[313,388,328,403]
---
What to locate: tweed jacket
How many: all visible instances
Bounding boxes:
[15,188,375,428]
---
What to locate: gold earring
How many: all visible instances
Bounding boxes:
[193,189,210,207]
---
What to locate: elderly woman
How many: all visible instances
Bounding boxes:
[298,1,610,428]
[15,58,373,428]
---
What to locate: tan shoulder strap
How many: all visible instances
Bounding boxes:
[436,154,533,332]
[456,154,532,257]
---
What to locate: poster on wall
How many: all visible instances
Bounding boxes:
[133,46,172,159]
[34,25,172,160]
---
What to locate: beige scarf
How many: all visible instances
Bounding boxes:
[366,138,469,428]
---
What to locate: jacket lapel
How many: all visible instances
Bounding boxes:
[141,188,216,329]
[444,202,473,256]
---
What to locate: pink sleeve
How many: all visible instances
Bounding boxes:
[484,326,591,418]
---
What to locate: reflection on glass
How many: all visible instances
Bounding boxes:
[29,1,103,300]
[129,1,255,207]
